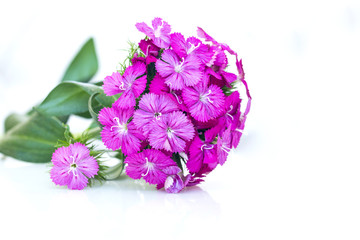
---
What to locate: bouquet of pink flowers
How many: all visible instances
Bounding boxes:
[0,18,251,193]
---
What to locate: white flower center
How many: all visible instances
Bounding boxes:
[141,157,154,177]
[167,127,174,137]
[201,144,214,151]
[111,117,128,134]
[154,112,162,120]
[199,90,213,104]
[187,42,200,55]
[174,58,185,73]
[154,21,163,38]
[67,156,78,176]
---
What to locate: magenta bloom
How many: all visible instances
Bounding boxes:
[164,173,192,193]
[217,128,232,165]
[125,149,179,185]
[170,33,214,66]
[98,106,144,155]
[133,93,178,136]
[149,74,169,94]
[136,17,171,49]
[220,91,242,130]
[50,143,99,190]
[182,82,225,122]
[103,62,147,109]
[156,49,203,90]
[148,111,195,153]
[187,126,219,173]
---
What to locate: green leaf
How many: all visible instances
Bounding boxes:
[36,81,115,117]
[0,113,66,163]
[61,38,98,83]
[4,113,29,132]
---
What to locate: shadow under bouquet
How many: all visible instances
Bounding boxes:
[0,17,251,193]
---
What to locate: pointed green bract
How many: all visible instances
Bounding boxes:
[0,113,66,163]
[61,38,98,83]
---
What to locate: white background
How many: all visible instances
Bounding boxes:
[1,0,360,239]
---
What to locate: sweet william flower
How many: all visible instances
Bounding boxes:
[182,81,226,122]
[149,74,188,112]
[156,49,203,90]
[164,173,192,194]
[187,125,220,173]
[148,111,195,153]
[170,32,214,66]
[133,93,179,136]
[125,149,179,185]
[103,62,147,109]
[98,106,144,155]
[136,17,171,49]
[50,143,99,190]
[217,127,232,165]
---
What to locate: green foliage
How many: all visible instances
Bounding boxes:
[36,81,115,117]
[0,112,66,163]
[222,81,238,96]
[118,41,144,75]
[61,38,98,83]
[0,38,102,163]
[4,113,29,133]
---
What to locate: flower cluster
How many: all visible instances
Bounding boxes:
[96,18,252,193]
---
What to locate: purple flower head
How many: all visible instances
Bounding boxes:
[170,33,214,66]
[139,39,160,57]
[125,149,178,185]
[236,57,245,81]
[136,18,171,49]
[197,27,237,56]
[149,111,195,153]
[187,126,220,173]
[149,74,170,94]
[133,93,179,136]
[221,91,242,129]
[156,49,203,90]
[50,143,99,190]
[164,173,192,193]
[98,106,144,155]
[231,113,247,148]
[217,127,232,165]
[138,39,160,64]
[103,62,147,109]
[148,75,188,111]
[182,81,226,122]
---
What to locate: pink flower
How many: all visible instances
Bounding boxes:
[197,27,237,56]
[164,173,192,193]
[125,149,179,185]
[220,91,242,131]
[133,93,179,136]
[231,115,245,149]
[138,39,160,64]
[98,106,144,155]
[182,81,226,122]
[50,143,99,190]
[149,74,188,111]
[217,128,232,165]
[148,111,195,153]
[136,17,171,49]
[170,33,214,66]
[103,62,147,109]
[187,126,220,173]
[156,49,203,90]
